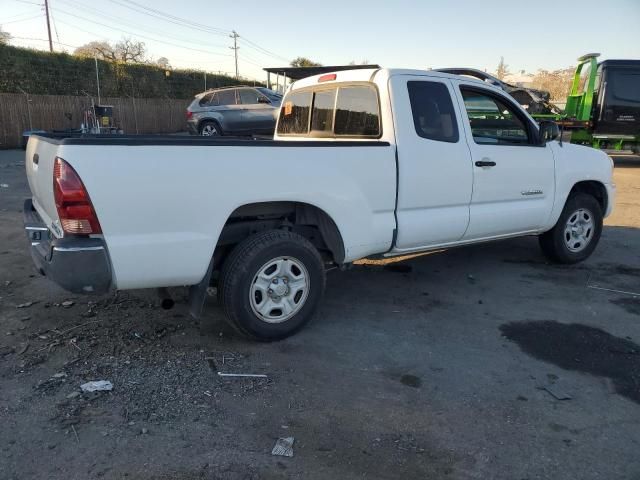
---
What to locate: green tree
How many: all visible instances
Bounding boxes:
[290,57,322,67]
[74,38,146,63]
[0,27,11,45]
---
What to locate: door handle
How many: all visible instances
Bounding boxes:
[475,159,496,167]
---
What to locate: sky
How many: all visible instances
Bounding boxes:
[1,0,639,82]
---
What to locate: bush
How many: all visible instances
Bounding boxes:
[0,44,258,98]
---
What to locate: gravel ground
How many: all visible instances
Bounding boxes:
[0,149,639,480]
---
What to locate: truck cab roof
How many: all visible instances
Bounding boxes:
[290,67,490,91]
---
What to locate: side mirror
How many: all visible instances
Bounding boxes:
[257,97,271,104]
[538,120,560,144]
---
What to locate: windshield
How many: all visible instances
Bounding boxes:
[257,87,283,101]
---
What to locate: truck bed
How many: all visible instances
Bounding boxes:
[33,133,389,148]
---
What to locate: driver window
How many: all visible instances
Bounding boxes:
[460,89,531,145]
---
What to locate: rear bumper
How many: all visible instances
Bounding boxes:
[187,121,199,135]
[23,199,113,294]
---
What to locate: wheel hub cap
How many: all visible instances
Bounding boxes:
[564,208,594,253]
[250,256,309,323]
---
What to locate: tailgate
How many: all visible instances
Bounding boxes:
[25,136,62,236]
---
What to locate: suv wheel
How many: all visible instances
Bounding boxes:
[200,121,221,136]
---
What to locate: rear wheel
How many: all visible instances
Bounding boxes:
[538,193,603,264]
[200,120,221,136]
[218,230,326,341]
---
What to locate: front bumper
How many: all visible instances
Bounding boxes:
[23,199,113,294]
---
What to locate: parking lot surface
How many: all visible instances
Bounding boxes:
[1,149,639,479]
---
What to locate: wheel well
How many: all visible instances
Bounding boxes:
[569,181,607,213]
[216,202,345,264]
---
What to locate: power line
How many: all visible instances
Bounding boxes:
[50,7,235,58]
[2,8,42,22]
[105,0,290,64]
[238,36,290,63]
[10,35,78,49]
[115,0,230,35]
[1,13,43,24]
[56,0,229,50]
[48,0,61,45]
[106,0,230,37]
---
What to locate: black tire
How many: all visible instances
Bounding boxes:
[218,230,326,341]
[538,193,603,264]
[199,120,222,137]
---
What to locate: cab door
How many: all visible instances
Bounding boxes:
[391,75,473,251]
[237,88,277,134]
[451,82,556,239]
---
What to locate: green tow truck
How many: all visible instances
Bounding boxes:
[534,53,640,157]
[439,53,640,157]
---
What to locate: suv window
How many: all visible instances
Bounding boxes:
[198,92,215,107]
[278,90,312,135]
[278,84,380,137]
[216,89,237,106]
[334,86,380,136]
[460,88,531,145]
[310,90,336,133]
[407,81,459,142]
[238,88,267,105]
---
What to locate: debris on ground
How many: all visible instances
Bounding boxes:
[205,357,268,378]
[271,437,295,457]
[540,384,572,401]
[0,184,8,188]
[80,380,113,392]
[17,301,36,309]
[61,300,75,308]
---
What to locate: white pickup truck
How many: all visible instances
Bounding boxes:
[24,68,615,340]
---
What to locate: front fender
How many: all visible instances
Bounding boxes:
[546,142,614,228]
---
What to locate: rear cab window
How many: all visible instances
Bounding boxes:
[277,83,381,138]
[407,81,459,142]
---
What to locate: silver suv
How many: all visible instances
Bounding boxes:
[186,86,282,136]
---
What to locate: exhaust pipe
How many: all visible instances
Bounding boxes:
[157,287,175,310]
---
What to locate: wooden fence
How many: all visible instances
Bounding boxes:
[0,93,191,149]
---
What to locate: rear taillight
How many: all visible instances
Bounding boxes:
[185,111,193,119]
[53,157,102,235]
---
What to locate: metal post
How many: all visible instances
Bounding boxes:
[94,57,101,104]
[204,72,207,91]
[131,96,139,134]
[17,87,33,131]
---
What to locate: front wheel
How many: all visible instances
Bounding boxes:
[218,230,326,341]
[538,193,603,264]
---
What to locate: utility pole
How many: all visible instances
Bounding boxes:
[229,30,239,79]
[44,0,53,52]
